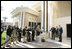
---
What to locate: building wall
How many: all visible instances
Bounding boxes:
[54,1,71,18]
[55,16,71,37]
[25,12,39,27]
[31,1,41,23]
[13,13,21,28]
[52,1,71,37]
[11,7,41,29]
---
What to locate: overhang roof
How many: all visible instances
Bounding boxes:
[11,7,40,18]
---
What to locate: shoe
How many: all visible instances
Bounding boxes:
[6,45,10,47]
[19,41,21,42]
[23,41,27,43]
[58,40,61,42]
[1,46,5,48]
[32,39,35,41]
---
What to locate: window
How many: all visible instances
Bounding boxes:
[34,22,36,27]
[32,22,33,27]
[29,22,31,27]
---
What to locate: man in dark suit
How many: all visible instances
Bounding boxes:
[27,27,32,42]
[23,26,27,43]
[2,25,13,48]
[32,27,35,41]
[50,27,56,40]
[58,25,63,42]
[18,27,22,42]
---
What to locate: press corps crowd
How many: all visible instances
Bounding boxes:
[1,25,41,48]
[1,24,63,48]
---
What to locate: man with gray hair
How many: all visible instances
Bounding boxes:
[58,25,63,42]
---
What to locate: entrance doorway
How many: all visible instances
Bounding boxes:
[66,24,71,38]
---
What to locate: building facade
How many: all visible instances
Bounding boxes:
[41,1,71,38]
[11,6,41,29]
[11,1,71,38]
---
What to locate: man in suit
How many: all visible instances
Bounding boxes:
[32,27,35,41]
[56,26,58,37]
[27,27,32,42]
[50,27,56,40]
[18,27,22,42]
[23,26,27,43]
[2,25,13,48]
[36,25,40,36]
[58,25,63,42]
[12,26,18,44]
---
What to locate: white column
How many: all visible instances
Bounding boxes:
[46,1,48,32]
[20,11,22,28]
[48,2,53,31]
[41,1,43,30]
[45,1,46,31]
[22,11,25,29]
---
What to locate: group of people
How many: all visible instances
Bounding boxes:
[50,25,63,42]
[23,25,41,42]
[1,24,63,48]
[1,25,41,48]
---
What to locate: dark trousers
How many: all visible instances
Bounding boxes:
[32,35,34,41]
[52,33,55,40]
[19,33,21,42]
[37,31,40,36]
[59,33,62,42]
[27,34,31,42]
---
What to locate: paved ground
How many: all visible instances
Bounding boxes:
[2,36,71,48]
[55,37,71,46]
[4,38,71,48]
[46,39,71,48]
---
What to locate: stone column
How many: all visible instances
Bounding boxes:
[21,10,25,29]
[45,1,46,32]
[43,1,45,31]
[21,11,23,28]
[45,1,48,32]
[48,2,53,31]
[22,11,25,29]
[41,1,45,31]
[41,1,49,32]
[41,1,43,30]
[46,1,48,32]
